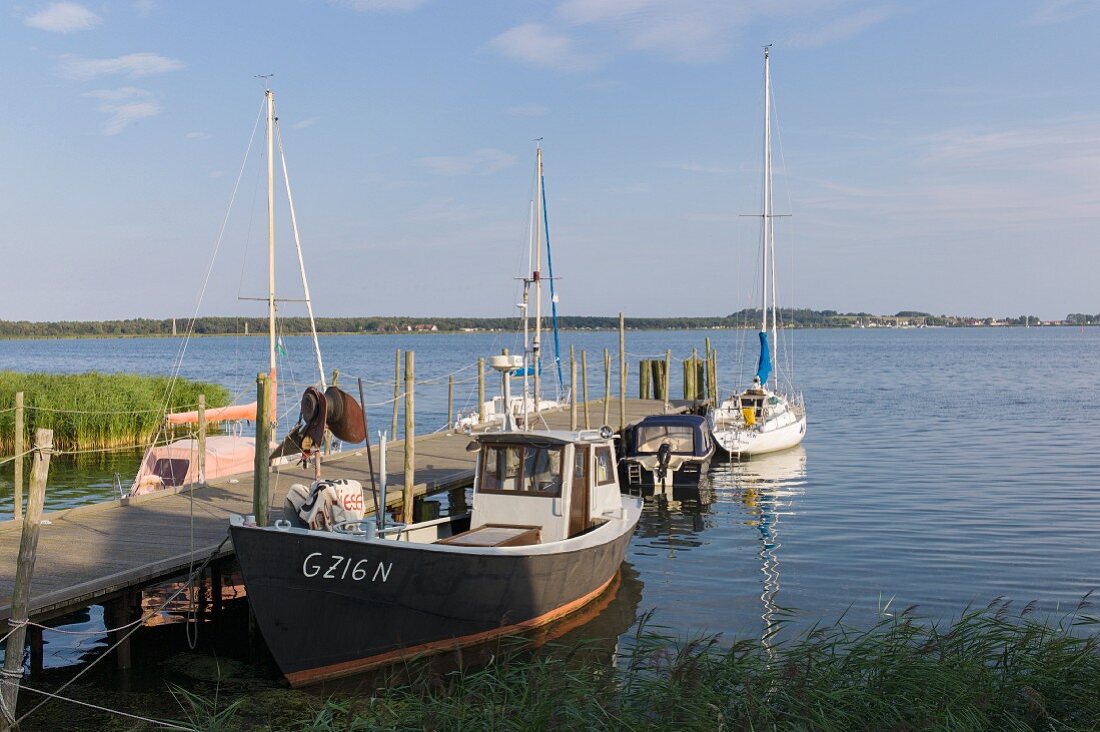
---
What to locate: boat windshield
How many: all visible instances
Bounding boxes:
[479,444,564,496]
[635,425,695,454]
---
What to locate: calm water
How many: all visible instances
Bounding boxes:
[3,328,1100,688]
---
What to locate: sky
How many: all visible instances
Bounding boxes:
[2,0,1099,322]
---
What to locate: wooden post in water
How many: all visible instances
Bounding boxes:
[581,350,590,429]
[1,428,52,731]
[402,351,415,524]
[569,346,577,430]
[253,373,271,526]
[13,392,23,523]
[477,357,486,423]
[618,312,626,430]
[709,350,719,403]
[391,349,401,439]
[197,394,207,486]
[447,374,454,431]
[664,350,672,410]
[603,349,611,427]
[639,360,651,399]
[704,338,712,402]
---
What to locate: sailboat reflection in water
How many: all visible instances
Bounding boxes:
[721,447,807,650]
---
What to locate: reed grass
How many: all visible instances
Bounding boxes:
[194,598,1100,731]
[0,371,230,453]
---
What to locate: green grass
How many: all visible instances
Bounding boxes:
[188,599,1100,731]
[0,371,231,453]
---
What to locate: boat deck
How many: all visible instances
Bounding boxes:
[0,398,692,622]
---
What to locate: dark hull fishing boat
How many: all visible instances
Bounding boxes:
[232,397,640,686]
[619,414,715,490]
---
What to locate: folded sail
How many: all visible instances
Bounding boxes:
[166,401,257,425]
[755,331,772,385]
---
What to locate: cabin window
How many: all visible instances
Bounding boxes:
[635,425,695,454]
[594,445,616,486]
[479,444,563,497]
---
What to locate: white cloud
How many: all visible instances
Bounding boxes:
[506,105,550,117]
[291,117,320,130]
[415,149,518,176]
[556,0,742,62]
[185,131,211,140]
[83,86,148,101]
[1026,0,1096,24]
[134,0,157,15]
[99,102,160,135]
[59,52,185,81]
[788,5,896,49]
[81,87,161,135]
[489,23,603,72]
[328,0,428,11]
[25,2,101,33]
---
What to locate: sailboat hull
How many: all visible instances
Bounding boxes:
[712,413,806,457]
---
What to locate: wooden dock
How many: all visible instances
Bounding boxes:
[0,398,691,623]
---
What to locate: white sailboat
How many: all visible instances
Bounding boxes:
[132,86,326,494]
[710,46,807,458]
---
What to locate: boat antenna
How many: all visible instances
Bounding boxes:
[255,73,275,90]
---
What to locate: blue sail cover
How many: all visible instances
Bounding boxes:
[755,331,772,385]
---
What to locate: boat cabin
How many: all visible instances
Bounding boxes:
[455,430,622,545]
[624,414,712,459]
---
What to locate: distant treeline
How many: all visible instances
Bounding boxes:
[0,309,1072,338]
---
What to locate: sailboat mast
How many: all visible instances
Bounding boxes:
[533,144,543,408]
[766,49,779,383]
[761,47,771,343]
[266,89,278,399]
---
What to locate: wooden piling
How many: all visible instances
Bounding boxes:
[1,428,53,729]
[196,394,207,486]
[704,338,712,401]
[603,348,611,427]
[569,346,577,430]
[477,357,486,423]
[13,392,23,523]
[639,360,651,399]
[709,350,719,403]
[664,350,672,409]
[581,350,590,429]
[253,373,271,527]
[447,374,454,431]
[618,312,626,430]
[391,349,401,439]
[403,351,415,524]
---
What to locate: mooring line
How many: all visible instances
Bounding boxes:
[15,684,190,730]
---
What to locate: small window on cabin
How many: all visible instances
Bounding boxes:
[521,446,562,495]
[573,449,587,480]
[594,446,616,486]
[481,446,520,492]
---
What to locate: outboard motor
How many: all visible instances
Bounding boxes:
[655,442,673,484]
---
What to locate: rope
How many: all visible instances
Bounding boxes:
[15,684,190,730]
[14,535,230,727]
[0,448,34,468]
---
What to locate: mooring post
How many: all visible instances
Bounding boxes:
[477,357,486,423]
[196,394,207,486]
[603,348,611,427]
[391,349,401,439]
[13,391,23,523]
[618,312,626,431]
[1,428,53,730]
[569,346,577,430]
[581,350,590,429]
[709,350,719,403]
[253,373,271,527]
[447,374,454,431]
[403,351,415,524]
[639,360,651,399]
[27,626,42,677]
[664,349,672,411]
[105,593,138,671]
[704,337,712,402]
